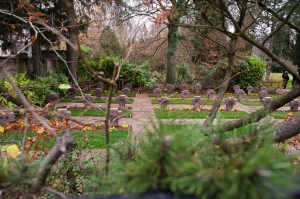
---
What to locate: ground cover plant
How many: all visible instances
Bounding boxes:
[148,93,207,98]
[154,108,248,119]
[69,108,133,117]
[76,91,137,97]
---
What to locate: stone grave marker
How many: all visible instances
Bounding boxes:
[165,84,173,94]
[47,94,59,105]
[67,87,76,98]
[195,84,201,94]
[237,89,244,100]
[207,89,215,100]
[261,86,268,92]
[192,96,202,109]
[180,84,187,91]
[0,112,15,126]
[225,97,236,111]
[122,88,131,97]
[259,90,268,102]
[83,94,94,108]
[109,108,122,127]
[94,88,103,99]
[117,95,127,108]
[84,80,91,91]
[152,84,159,90]
[246,85,253,95]
[97,82,105,90]
[262,97,272,106]
[181,90,190,100]
[233,85,240,95]
[153,88,162,98]
[57,108,71,120]
[125,83,132,89]
[159,97,169,109]
[289,99,300,112]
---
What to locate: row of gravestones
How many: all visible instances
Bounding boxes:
[152,83,202,94]
[153,88,216,100]
[66,87,132,99]
[83,80,133,92]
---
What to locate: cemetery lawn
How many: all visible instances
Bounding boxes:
[271,111,300,119]
[238,101,289,106]
[155,109,248,119]
[60,98,134,104]
[148,93,206,98]
[69,108,133,117]
[0,130,130,149]
[151,99,224,105]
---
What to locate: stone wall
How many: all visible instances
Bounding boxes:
[0,58,30,80]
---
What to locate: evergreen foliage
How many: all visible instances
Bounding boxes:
[89,122,300,199]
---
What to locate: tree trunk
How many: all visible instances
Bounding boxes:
[0,85,22,106]
[265,23,275,81]
[203,36,238,127]
[30,29,41,77]
[166,23,179,85]
[66,32,77,87]
[274,113,300,142]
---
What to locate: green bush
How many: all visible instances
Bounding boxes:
[0,73,69,106]
[233,55,266,89]
[176,62,194,85]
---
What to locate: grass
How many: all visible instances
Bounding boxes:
[0,130,130,149]
[151,99,224,105]
[154,109,248,119]
[271,111,300,119]
[69,108,133,117]
[148,93,206,98]
[60,98,134,104]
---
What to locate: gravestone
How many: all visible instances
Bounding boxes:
[57,108,71,120]
[181,90,190,100]
[152,84,159,90]
[207,89,215,100]
[153,88,162,98]
[261,86,268,92]
[225,97,236,111]
[67,87,76,98]
[122,88,131,97]
[83,94,94,108]
[246,86,253,95]
[84,80,91,91]
[262,97,272,106]
[192,96,202,109]
[159,97,170,109]
[165,84,173,94]
[97,82,105,90]
[237,89,244,100]
[0,112,15,126]
[47,94,59,105]
[94,88,103,99]
[117,95,127,108]
[233,85,240,95]
[259,90,268,102]
[289,99,300,112]
[109,108,122,127]
[195,84,201,94]
[124,83,132,89]
[180,84,187,91]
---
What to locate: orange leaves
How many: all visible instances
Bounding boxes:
[30,36,35,42]
[11,25,16,29]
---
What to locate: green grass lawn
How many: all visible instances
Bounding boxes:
[60,98,134,104]
[149,93,207,98]
[0,130,130,149]
[155,109,248,119]
[69,108,133,117]
[270,111,300,119]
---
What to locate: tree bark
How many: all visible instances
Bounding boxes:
[166,23,179,85]
[30,29,41,77]
[203,35,237,127]
[66,31,77,86]
[274,113,300,142]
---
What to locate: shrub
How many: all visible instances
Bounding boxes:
[176,62,194,85]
